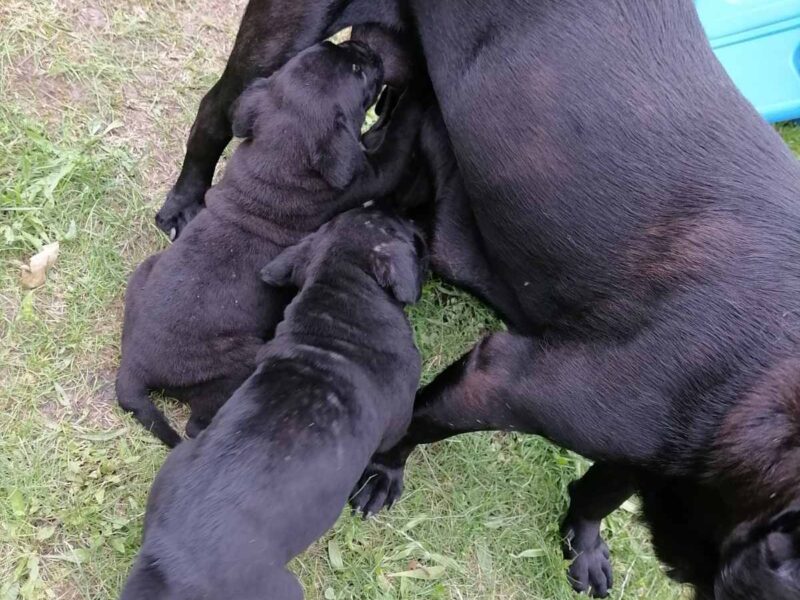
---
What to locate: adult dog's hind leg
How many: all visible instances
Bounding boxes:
[561,463,636,598]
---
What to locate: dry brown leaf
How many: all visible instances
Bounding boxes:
[20,242,59,289]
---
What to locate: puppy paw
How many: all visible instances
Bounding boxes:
[155,188,205,240]
[349,456,406,518]
[562,523,613,598]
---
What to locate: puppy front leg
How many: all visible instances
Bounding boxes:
[352,331,666,514]
[561,463,636,598]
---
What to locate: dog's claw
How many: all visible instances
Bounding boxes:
[349,457,406,518]
[562,526,613,598]
[155,187,206,241]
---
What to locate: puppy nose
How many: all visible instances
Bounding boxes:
[341,40,383,70]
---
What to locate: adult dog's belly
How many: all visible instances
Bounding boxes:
[412,0,800,333]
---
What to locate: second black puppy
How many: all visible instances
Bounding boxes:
[120,208,426,599]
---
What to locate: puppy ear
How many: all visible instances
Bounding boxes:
[370,238,427,304]
[260,240,310,288]
[231,78,272,139]
[311,110,366,189]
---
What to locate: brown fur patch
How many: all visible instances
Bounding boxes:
[627,215,742,282]
[711,358,800,517]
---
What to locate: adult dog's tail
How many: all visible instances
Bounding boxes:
[116,367,181,448]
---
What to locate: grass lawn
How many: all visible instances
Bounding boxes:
[3,1,797,598]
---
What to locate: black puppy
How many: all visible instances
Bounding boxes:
[119,208,427,599]
[117,40,421,446]
[155,4,418,237]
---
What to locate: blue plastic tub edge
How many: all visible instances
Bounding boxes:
[697,0,800,123]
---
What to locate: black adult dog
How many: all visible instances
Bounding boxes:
[120,208,427,599]
[157,0,800,598]
[117,40,421,447]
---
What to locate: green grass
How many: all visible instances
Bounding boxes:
[4,1,799,599]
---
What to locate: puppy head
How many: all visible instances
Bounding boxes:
[715,504,800,599]
[261,208,428,305]
[231,41,384,189]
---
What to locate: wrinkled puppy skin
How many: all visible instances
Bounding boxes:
[116,41,422,447]
[120,208,427,600]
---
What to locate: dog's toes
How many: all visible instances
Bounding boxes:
[363,483,389,519]
[588,564,610,598]
[349,473,373,516]
[349,459,406,518]
[155,187,205,240]
[565,537,613,598]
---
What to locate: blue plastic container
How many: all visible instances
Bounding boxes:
[696,0,800,122]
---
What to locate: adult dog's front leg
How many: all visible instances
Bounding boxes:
[352,331,666,514]
[561,463,636,598]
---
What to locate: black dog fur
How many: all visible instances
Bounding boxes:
[157,0,800,597]
[119,208,426,599]
[117,40,421,446]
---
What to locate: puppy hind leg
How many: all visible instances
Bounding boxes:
[115,369,182,448]
[561,463,636,598]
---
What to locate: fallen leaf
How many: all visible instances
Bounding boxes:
[476,541,494,586]
[328,540,344,571]
[388,565,445,580]
[511,548,546,559]
[35,526,56,541]
[400,515,428,532]
[9,489,26,516]
[20,242,59,289]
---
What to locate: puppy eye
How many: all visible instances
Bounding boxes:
[352,64,362,74]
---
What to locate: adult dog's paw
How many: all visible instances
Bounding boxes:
[155,187,205,240]
[562,523,614,598]
[349,457,406,518]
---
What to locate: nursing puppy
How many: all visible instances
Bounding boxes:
[116,40,421,446]
[120,208,427,600]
